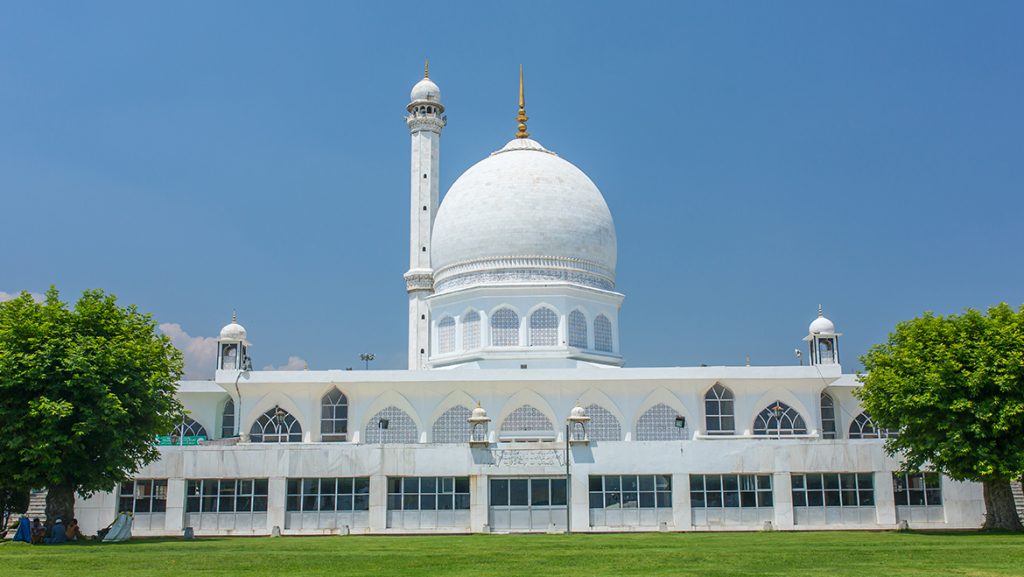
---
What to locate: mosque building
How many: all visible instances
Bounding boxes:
[77,65,984,535]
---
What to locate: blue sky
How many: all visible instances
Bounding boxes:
[2,1,1022,377]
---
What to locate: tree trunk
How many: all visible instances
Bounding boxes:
[982,478,1023,531]
[45,481,75,526]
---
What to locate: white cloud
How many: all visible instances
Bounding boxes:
[0,291,45,303]
[263,356,308,371]
[160,323,218,380]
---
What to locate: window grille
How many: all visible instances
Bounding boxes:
[753,401,807,435]
[437,316,456,354]
[250,407,302,443]
[689,474,772,509]
[849,412,896,439]
[462,311,481,350]
[320,388,348,442]
[185,479,268,513]
[432,405,472,443]
[529,307,558,346]
[387,477,470,511]
[791,473,874,507]
[584,404,622,441]
[172,416,208,439]
[636,403,688,441]
[594,314,613,352]
[491,308,520,347]
[221,398,235,438]
[704,384,735,435]
[365,406,418,444]
[118,480,167,514]
[286,477,370,512]
[820,392,837,439]
[500,405,554,436]
[893,472,942,506]
[568,310,588,348]
[590,475,671,509]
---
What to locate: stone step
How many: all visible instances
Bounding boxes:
[1011,481,1024,523]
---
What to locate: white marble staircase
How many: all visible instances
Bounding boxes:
[1012,481,1024,524]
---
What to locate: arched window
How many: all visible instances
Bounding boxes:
[704,384,735,435]
[432,405,472,443]
[753,401,807,436]
[250,407,302,443]
[529,307,558,346]
[500,405,555,441]
[584,403,622,441]
[594,314,613,352]
[172,416,208,439]
[820,392,837,439]
[462,311,481,350]
[321,388,348,442]
[365,406,418,444]
[568,310,588,348]
[221,398,235,438]
[849,412,895,439]
[636,403,689,441]
[437,316,456,354]
[491,308,519,347]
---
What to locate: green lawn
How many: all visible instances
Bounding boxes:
[2,531,1022,577]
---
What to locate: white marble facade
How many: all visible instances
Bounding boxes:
[75,68,986,535]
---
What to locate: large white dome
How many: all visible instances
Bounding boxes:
[431,138,617,293]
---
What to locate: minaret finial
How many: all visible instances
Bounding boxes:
[515,64,529,139]
[232,310,237,323]
[424,58,429,79]
[818,304,824,317]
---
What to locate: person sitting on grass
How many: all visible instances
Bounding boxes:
[30,518,45,545]
[65,518,83,541]
[44,519,67,544]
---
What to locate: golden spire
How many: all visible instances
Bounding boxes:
[515,64,529,139]
[424,58,429,79]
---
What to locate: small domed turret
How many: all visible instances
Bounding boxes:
[809,304,836,334]
[220,312,248,342]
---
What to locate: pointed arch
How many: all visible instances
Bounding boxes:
[496,390,558,441]
[573,389,625,441]
[362,391,423,443]
[172,415,208,439]
[849,412,896,439]
[428,390,478,443]
[437,316,456,354]
[633,389,691,441]
[820,391,837,439]
[365,406,418,443]
[594,314,613,352]
[243,392,307,438]
[528,306,559,346]
[462,310,481,350]
[220,397,236,438]
[753,401,808,435]
[703,383,735,435]
[320,387,349,442]
[490,307,520,347]
[250,407,302,443]
[568,309,588,348]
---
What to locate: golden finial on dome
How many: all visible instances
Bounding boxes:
[424,58,429,79]
[515,64,529,139]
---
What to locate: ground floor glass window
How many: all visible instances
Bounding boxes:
[589,475,671,509]
[690,474,772,508]
[893,472,942,506]
[387,477,470,511]
[287,478,369,512]
[185,479,269,513]
[791,473,873,507]
[119,479,167,513]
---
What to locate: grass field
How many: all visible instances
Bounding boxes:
[2,531,1022,577]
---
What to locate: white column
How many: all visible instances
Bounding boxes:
[470,474,489,532]
[267,477,287,533]
[672,473,691,530]
[569,469,589,532]
[773,472,794,529]
[164,478,186,534]
[369,474,388,532]
[874,472,897,526]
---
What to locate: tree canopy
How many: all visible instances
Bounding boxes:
[0,288,183,523]
[858,303,1024,530]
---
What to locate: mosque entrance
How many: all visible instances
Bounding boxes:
[488,477,567,532]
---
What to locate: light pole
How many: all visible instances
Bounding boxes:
[360,352,375,370]
[233,354,252,437]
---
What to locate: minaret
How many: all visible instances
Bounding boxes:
[404,61,446,369]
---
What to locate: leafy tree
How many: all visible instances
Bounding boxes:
[0,288,183,524]
[0,485,29,532]
[858,303,1024,530]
